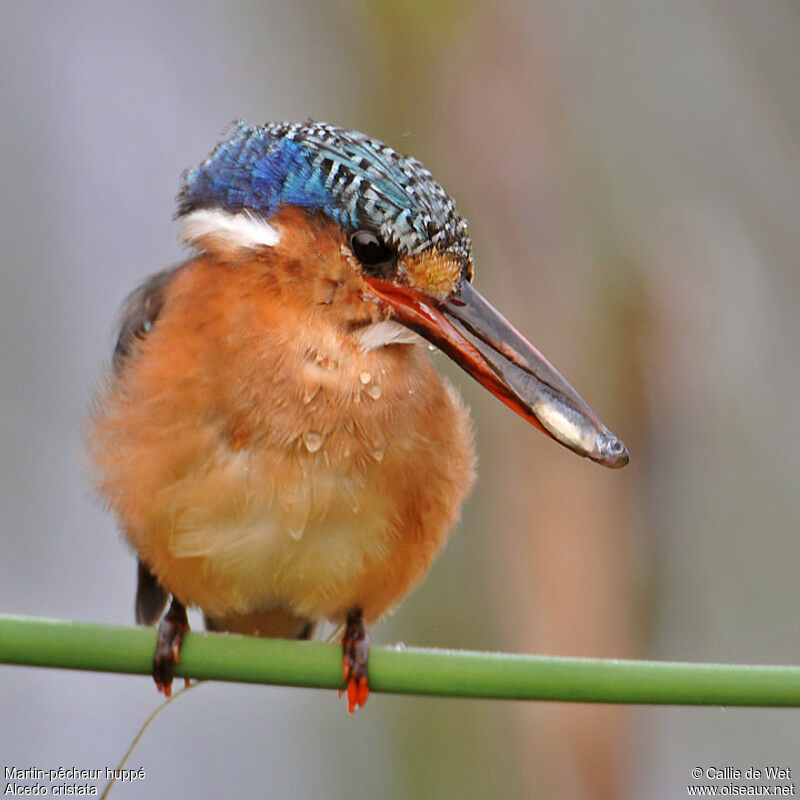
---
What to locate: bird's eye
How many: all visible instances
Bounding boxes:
[349,230,396,273]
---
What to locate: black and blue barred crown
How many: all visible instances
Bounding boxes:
[178,121,472,271]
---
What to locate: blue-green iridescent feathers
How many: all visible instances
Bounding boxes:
[178,121,472,272]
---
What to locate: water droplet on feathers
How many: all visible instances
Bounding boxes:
[303,431,323,452]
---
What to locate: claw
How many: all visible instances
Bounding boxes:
[341,608,370,713]
[345,675,370,713]
[153,597,189,696]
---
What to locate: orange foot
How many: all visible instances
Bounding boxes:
[341,608,369,713]
[153,597,189,697]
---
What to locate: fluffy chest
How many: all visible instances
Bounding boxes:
[164,441,397,615]
[135,325,468,617]
[93,258,476,619]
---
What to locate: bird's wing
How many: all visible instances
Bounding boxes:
[112,265,184,372]
[135,560,168,625]
[112,265,184,624]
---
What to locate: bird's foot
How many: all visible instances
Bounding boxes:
[340,608,369,713]
[153,597,189,697]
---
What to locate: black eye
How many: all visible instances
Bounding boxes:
[350,230,396,272]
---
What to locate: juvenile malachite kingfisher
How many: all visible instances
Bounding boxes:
[89,121,628,712]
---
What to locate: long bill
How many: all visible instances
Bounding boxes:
[364,277,629,469]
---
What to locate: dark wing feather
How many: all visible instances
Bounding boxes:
[135,561,169,625]
[112,265,182,372]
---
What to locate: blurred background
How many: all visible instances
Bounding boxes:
[1,1,799,797]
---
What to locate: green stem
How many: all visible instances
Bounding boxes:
[1,613,798,706]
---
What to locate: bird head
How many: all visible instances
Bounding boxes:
[177,121,628,468]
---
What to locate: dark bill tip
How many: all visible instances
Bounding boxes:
[596,434,630,469]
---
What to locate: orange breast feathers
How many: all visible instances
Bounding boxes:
[89,209,476,625]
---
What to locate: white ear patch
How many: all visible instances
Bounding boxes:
[181,208,281,249]
[357,319,423,351]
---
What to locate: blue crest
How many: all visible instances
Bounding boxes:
[179,121,472,269]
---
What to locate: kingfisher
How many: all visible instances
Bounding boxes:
[89,121,628,712]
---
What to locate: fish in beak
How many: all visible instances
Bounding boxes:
[364,276,629,469]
